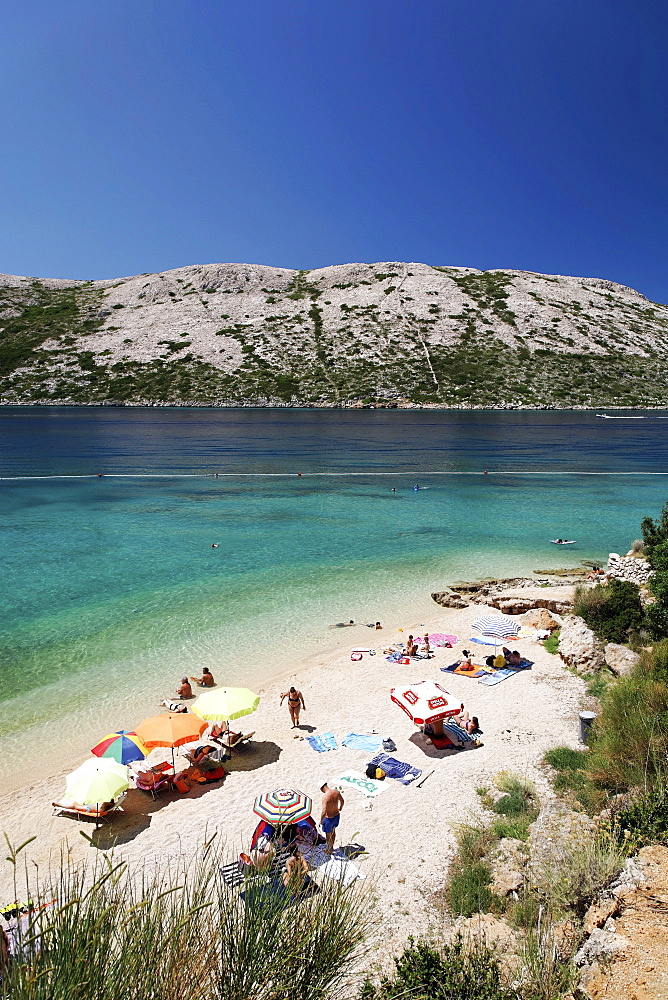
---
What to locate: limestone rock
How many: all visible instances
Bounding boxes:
[604,643,640,678]
[488,586,575,615]
[431,589,469,609]
[583,894,621,934]
[447,913,517,958]
[488,837,527,896]
[528,799,596,875]
[574,927,629,967]
[520,607,562,631]
[558,615,605,672]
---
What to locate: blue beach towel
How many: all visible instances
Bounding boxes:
[367,753,422,785]
[442,721,471,743]
[341,732,383,753]
[306,732,338,752]
[441,661,459,672]
[478,668,515,686]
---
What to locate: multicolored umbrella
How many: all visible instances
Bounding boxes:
[65,758,129,805]
[91,730,148,765]
[253,788,312,825]
[191,687,260,723]
[390,680,463,726]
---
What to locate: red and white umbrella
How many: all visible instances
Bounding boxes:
[390,680,463,726]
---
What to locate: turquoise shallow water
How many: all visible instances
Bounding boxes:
[0,407,667,763]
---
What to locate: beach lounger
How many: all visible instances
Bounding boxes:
[130,762,175,798]
[220,848,290,889]
[216,730,255,754]
[52,792,126,823]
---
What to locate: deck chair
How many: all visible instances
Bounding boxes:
[52,792,126,824]
[220,848,290,889]
[218,730,256,755]
[130,762,175,798]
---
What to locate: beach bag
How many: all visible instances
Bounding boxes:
[375,768,386,780]
[365,763,377,779]
[351,652,362,661]
[382,737,396,752]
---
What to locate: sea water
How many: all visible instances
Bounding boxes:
[0,407,666,769]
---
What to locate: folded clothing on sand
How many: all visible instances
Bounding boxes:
[367,753,422,785]
[306,732,338,752]
[341,732,383,752]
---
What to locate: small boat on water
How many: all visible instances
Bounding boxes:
[596,414,645,419]
[551,539,576,545]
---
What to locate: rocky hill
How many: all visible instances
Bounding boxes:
[1,261,667,406]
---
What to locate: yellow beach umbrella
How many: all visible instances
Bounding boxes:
[65,758,129,805]
[191,687,260,724]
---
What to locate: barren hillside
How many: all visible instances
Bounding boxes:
[1,261,667,406]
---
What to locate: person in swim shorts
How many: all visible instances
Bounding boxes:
[320,781,344,854]
[280,686,306,727]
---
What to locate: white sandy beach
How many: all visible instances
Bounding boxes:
[0,597,586,971]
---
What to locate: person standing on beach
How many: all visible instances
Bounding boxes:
[280,686,306,727]
[320,781,344,854]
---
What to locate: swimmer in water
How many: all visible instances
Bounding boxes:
[211,543,219,548]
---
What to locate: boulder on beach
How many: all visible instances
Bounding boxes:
[431,589,469,609]
[520,607,562,631]
[558,614,605,672]
[488,585,575,616]
[604,642,641,678]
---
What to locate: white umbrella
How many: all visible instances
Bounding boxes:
[390,680,463,726]
[65,758,129,805]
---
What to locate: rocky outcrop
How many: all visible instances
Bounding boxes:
[575,846,668,1000]
[431,589,469,609]
[488,838,527,896]
[607,553,653,586]
[520,607,562,631]
[604,642,641,678]
[528,799,596,876]
[558,615,605,672]
[488,585,575,616]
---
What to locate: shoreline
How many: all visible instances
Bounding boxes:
[2,402,668,410]
[0,591,588,970]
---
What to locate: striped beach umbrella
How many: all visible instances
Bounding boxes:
[253,788,312,825]
[91,730,148,765]
[471,614,520,639]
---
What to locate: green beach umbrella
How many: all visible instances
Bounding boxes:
[191,687,260,724]
[65,758,129,805]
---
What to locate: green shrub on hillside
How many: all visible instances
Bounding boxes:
[609,783,668,851]
[361,936,517,1000]
[573,578,644,643]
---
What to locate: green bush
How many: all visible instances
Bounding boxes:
[541,630,560,654]
[610,783,668,851]
[573,578,644,643]
[448,862,499,917]
[585,669,668,790]
[543,746,588,771]
[361,937,517,1000]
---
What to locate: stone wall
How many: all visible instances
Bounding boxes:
[607,553,653,585]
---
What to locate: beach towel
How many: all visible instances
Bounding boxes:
[306,732,338,753]
[385,651,404,662]
[318,856,365,887]
[453,663,485,677]
[441,661,459,672]
[428,633,458,647]
[478,668,515,686]
[442,721,471,743]
[341,732,383,753]
[334,770,388,798]
[367,753,422,785]
[469,635,519,646]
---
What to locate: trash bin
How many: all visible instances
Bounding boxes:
[579,711,597,744]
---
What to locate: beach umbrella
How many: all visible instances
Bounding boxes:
[471,614,519,638]
[191,687,260,727]
[135,713,207,770]
[65,758,129,806]
[390,680,463,726]
[91,730,148,765]
[253,788,312,825]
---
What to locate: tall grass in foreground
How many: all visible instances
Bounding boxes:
[1,836,369,1000]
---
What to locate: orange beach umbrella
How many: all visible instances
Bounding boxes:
[135,713,207,769]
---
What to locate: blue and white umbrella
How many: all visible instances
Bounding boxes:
[470,614,520,648]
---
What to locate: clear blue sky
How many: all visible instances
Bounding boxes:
[1,1,666,301]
